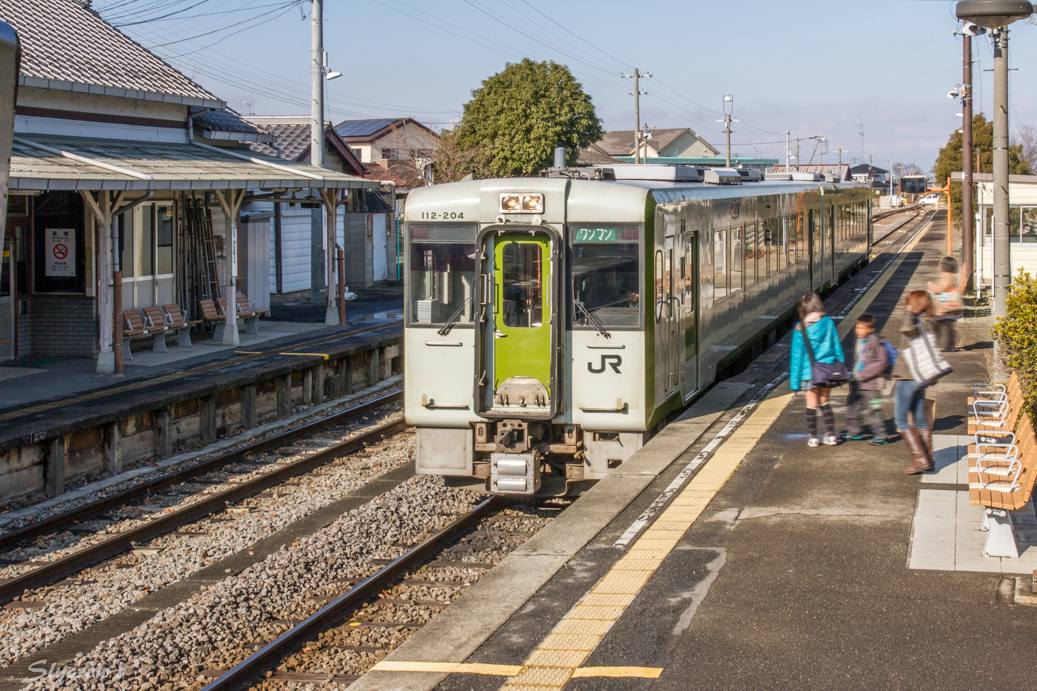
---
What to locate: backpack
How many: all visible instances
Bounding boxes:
[881,340,897,375]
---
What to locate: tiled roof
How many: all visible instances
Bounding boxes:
[0,0,222,106]
[244,117,312,160]
[362,162,406,185]
[192,107,272,142]
[334,119,401,138]
[596,128,718,157]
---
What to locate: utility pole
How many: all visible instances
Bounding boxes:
[796,138,801,170]
[785,130,791,169]
[718,94,736,167]
[837,148,849,165]
[889,158,894,198]
[621,69,650,163]
[310,0,323,169]
[992,28,1010,317]
[962,31,975,291]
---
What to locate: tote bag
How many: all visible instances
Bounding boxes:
[935,288,964,315]
[799,325,850,388]
[905,318,952,387]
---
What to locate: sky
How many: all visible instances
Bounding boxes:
[94,0,1037,173]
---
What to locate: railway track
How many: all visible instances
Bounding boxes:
[872,206,933,250]
[0,391,404,604]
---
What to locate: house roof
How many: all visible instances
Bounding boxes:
[9,135,380,191]
[596,128,719,157]
[333,117,438,142]
[849,163,888,175]
[0,0,223,108]
[362,162,407,186]
[244,116,366,176]
[575,143,627,166]
[192,108,272,143]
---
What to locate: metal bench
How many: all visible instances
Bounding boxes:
[162,303,202,348]
[121,309,167,360]
[198,298,227,342]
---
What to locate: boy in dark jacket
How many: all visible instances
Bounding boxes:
[844,313,889,444]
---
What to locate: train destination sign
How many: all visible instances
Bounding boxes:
[572,227,638,243]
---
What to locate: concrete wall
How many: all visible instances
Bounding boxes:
[0,337,402,502]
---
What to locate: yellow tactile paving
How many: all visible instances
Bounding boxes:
[554,618,614,636]
[540,633,602,651]
[526,649,588,668]
[497,392,794,689]
[569,604,627,620]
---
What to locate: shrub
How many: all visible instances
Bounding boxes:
[991,269,1037,422]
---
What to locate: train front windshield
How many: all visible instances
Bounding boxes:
[902,177,927,195]
[571,226,641,329]
[407,224,476,326]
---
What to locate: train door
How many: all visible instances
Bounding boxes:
[809,207,824,291]
[829,203,836,284]
[681,228,699,400]
[664,233,681,396]
[476,229,558,418]
[0,235,12,360]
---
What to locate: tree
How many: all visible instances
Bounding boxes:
[430,126,493,183]
[932,113,1030,225]
[455,59,603,178]
[1012,123,1037,173]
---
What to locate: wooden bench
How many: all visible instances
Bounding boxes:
[968,414,1037,558]
[217,293,268,336]
[968,371,1023,436]
[163,304,202,348]
[121,309,167,360]
[199,299,227,342]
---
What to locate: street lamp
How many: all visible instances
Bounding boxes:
[956,0,1033,318]
[718,94,737,167]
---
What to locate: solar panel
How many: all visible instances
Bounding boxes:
[334,119,399,137]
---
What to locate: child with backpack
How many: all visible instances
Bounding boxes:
[843,313,890,445]
[790,293,846,447]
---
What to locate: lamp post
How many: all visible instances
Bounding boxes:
[956,1,1032,318]
[718,94,737,167]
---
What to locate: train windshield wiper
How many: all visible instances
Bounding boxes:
[437,299,470,336]
[574,300,611,339]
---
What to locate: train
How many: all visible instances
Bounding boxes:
[900,174,928,203]
[403,162,873,496]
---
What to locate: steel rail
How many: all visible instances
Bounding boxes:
[200,496,499,691]
[0,401,406,604]
[873,208,932,247]
[0,391,402,553]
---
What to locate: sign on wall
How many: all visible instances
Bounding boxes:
[46,228,76,277]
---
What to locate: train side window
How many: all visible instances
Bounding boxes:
[768,220,779,277]
[744,223,757,288]
[713,229,728,300]
[730,226,743,294]
[777,219,787,272]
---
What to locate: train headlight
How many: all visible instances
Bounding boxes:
[501,195,522,212]
[521,194,544,212]
[499,193,544,214]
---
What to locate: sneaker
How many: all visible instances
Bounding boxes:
[823,434,839,446]
[868,436,889,446]
[808,436,821,448]
[841,432,869,442]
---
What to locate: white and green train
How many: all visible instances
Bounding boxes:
[403,164,872,495]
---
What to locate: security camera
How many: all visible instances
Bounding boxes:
[961,22,987,37]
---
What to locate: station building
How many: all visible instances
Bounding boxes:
[0,0,381,369]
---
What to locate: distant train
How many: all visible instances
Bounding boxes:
[900,174,928,203]
[403,164,872,496]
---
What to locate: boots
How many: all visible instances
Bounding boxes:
[918,428,935,472]
[901,428,930,475]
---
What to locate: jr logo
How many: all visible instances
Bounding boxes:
[588,355,622,374]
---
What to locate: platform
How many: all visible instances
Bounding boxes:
[352,218,1037,691]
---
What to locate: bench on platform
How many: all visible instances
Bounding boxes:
[968,371,1023,436]
[163,304,203,348]
[121,309,167,360]
[966,371,1037,558]
[198,299,227,342]
[216,293,268,336]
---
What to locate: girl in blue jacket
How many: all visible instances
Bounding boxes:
[790,293,845,447]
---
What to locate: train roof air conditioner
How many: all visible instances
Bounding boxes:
[703,168,742,185]
[609,164,704,182]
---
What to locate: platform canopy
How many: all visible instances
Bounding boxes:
[8,135,382,192]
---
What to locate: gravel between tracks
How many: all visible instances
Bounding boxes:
[0,415,408,672]
[23,475,478,690]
